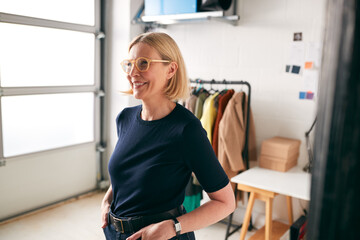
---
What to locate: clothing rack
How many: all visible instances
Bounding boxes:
[190,79,253,240]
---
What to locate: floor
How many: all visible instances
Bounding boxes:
[0,192,255,240]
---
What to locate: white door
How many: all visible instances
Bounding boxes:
[0,0,103,220]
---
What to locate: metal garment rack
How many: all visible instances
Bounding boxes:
[190,79,253,240]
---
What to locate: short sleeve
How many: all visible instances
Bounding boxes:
[182,119,229,193]
[115,112,122,137]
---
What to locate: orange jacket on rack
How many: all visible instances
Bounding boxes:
[218,92,257,199]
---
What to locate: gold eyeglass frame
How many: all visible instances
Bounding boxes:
[120,57,170,74]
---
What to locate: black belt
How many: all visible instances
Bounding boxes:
[109,206,183,234]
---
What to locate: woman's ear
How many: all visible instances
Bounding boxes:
[166,62,178,80]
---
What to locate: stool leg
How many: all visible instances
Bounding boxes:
[286,196,293,225]
[265,197,273,240]
[239,192,255,240]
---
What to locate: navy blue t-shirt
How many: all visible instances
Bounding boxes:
[108,103,229,217]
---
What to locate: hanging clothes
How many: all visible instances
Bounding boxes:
[212,89,235,156]
[183,175,203,212]
[194,91,209,119]
[185,94,198,114]
[183,92,204,212]
[218,92,257,202]
[192,91,219,188]
[200,92,220,144]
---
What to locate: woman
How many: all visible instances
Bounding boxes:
[101,32,235,240]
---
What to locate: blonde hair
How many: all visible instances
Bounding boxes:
[123,32,189,101]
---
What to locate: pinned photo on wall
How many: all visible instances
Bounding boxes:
[299,92,307,99]
[306,91,314,99]
[286,65,291,72]
[294,32,302,41]
[292,65,301,74]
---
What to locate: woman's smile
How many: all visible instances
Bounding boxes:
[132,81,148,89]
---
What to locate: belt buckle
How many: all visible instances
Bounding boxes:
[112,215,125,233]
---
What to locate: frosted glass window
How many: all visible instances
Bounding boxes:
[0,23,95,87]
[1,93,94,157]
[0,0,94,25]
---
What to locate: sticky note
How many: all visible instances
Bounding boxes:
[306,91,314,99]
[286,65,291,72]
[299,92,306,99]
[292,65,301,74]
[305,62,313,69]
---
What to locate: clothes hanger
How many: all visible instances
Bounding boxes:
[219,79,228,95]
[208,79,218,94]
[192,79,200,95]
[193,79,204,95]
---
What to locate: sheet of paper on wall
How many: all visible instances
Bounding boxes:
[286,42,305,74]
[307,42,322,68]
[303,69,319,95]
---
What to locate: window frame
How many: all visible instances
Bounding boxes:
[0,0,104,160]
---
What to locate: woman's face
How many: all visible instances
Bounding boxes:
[126,43,174,101]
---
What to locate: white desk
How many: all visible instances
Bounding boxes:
[231,166,311,240]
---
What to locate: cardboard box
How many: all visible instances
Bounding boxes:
[259,156,297,172]
[260,152,299,163]
[261,136,301,159]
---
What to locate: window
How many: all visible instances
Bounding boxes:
[0,1,100,158]
[0,0,95,25]
[0,0,103,221]
[0,23,95,87]
[1,93,94,157]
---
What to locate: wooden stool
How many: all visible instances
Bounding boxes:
[238,184,293,240]
[249,220,289,240]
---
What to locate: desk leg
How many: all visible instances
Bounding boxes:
[265,197,273,240]
[239,191,255,240]
[286,196,293,225]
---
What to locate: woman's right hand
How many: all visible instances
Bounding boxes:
[101,185,113,228]
[101,200,111,228]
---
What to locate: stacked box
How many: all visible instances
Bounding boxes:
[259,136,301,172]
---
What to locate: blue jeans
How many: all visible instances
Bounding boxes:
[103,207,196,240]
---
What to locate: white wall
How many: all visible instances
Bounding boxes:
[105,0,144,169]
[108,0,326,228]
[105,0,131,169]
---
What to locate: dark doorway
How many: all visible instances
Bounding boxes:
[308,0,360,239]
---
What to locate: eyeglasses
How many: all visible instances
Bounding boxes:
[120,57,170,74]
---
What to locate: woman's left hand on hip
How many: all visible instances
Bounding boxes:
[126,219,176,240]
